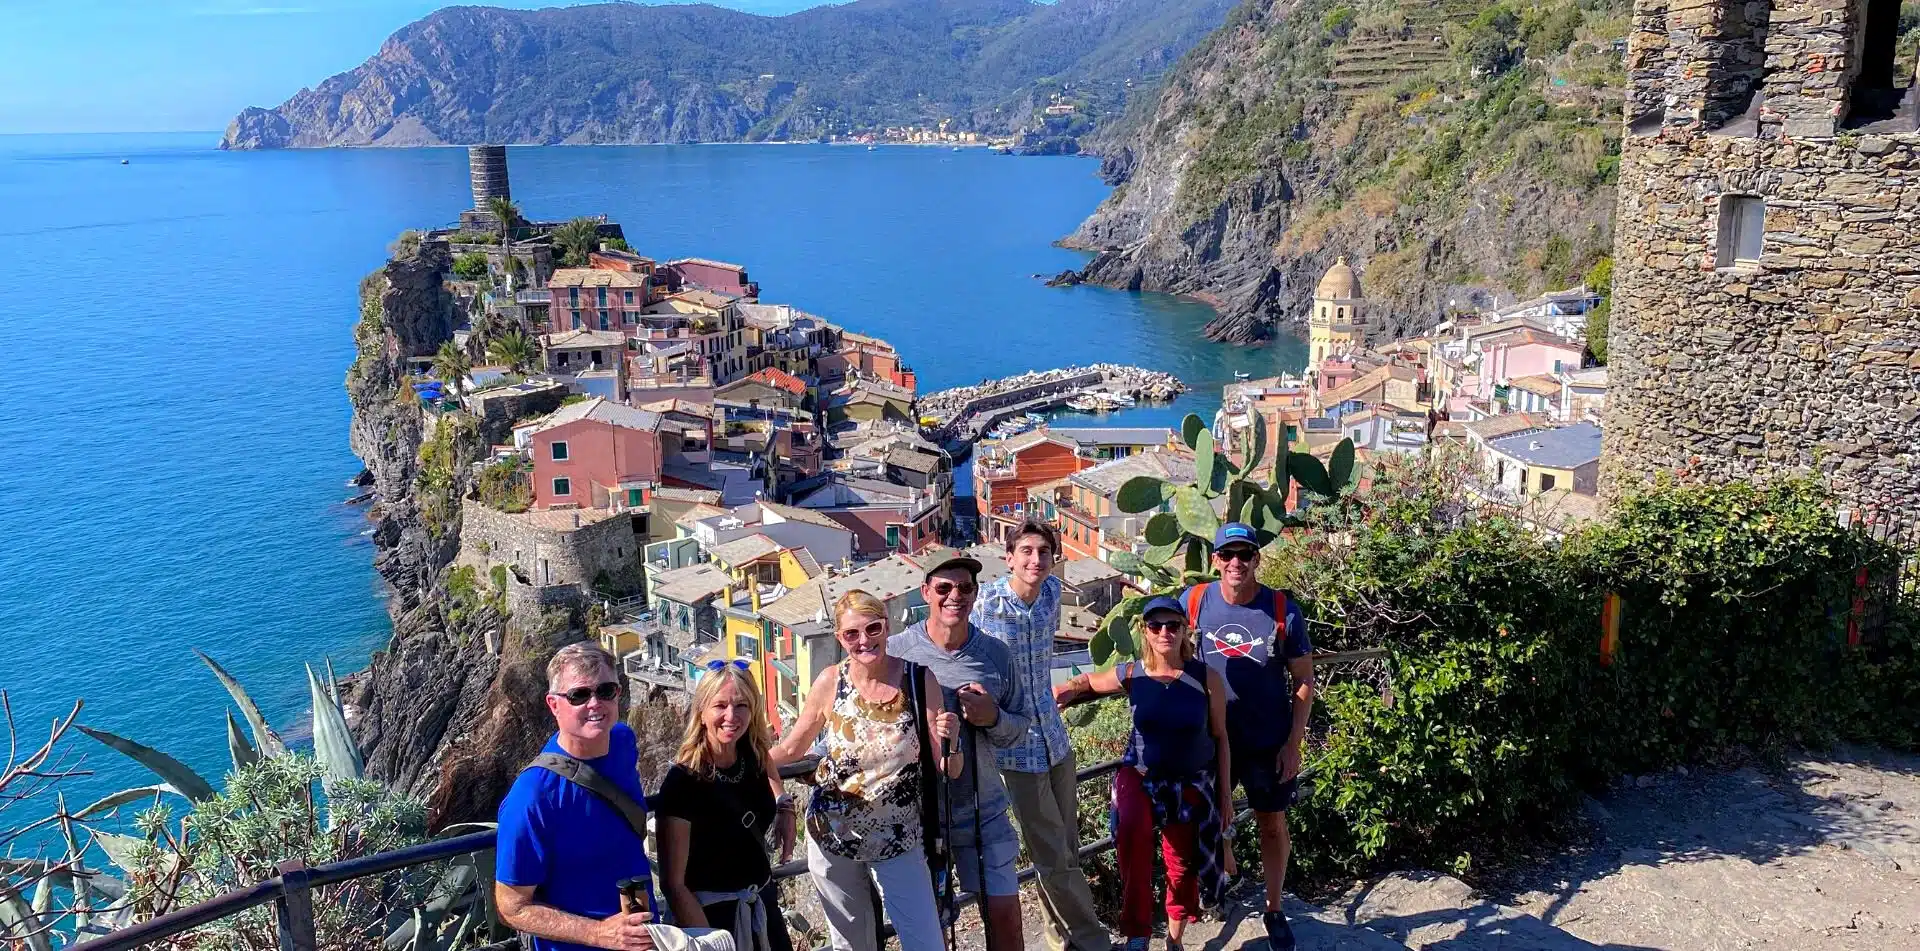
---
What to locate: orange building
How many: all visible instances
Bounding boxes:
[973,431,1096,546]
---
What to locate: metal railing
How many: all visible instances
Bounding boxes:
[71,651,1382,951]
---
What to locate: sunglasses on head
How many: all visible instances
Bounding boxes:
[1144,618,1187,633]
[1216,547,1258,563]
[929,580,978,598]
[840,619,886,639]
[551,681,620,706]
[705,659,751,673]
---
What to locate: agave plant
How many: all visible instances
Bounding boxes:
[1089,410,1359,666]
[59,655,492,949]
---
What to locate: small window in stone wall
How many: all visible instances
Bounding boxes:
[1715,195,1765,270]
[552,441,569,461]
[553,477,571,497]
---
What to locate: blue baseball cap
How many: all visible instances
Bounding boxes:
[1213,522,1258,549]
[1140,595,1186,621]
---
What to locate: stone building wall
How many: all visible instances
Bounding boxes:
[462,501,646,595]
[1604,130,1920,522]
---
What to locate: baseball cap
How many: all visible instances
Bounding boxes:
[1213,522,1258,549]
[920,553,982,582]
[1140,595,1186,621]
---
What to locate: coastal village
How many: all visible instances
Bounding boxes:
[405,146,1616,732]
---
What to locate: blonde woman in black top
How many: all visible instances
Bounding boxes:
[655,661,797,951]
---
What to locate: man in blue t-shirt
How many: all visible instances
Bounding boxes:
[1182,522,1315,951]
[496,643,658,951]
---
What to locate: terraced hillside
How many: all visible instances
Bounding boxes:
[1068,0,1631,344]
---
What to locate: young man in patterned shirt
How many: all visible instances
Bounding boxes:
[970,519,1108,951]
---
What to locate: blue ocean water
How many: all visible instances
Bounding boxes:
[0,133,1302,810]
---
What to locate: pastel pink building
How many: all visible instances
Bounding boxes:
[528,399,665,511]
[1474,331,1586,405]
[666,258,757,298]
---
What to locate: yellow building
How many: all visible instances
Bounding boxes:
[1308,256,1366,378]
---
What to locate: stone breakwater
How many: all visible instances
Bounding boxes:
[919,364,1187,425]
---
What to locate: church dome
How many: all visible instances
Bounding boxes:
[1315,256,1361,300]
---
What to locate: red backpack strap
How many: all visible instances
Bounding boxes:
[1183,582,1211,626]
[1273,589,1294,648]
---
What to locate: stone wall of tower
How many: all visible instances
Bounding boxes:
[1603,129,1920,522]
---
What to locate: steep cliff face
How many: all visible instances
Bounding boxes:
[342,241,505,804]
[1067,0,1627,343]
[219,0,1237,150]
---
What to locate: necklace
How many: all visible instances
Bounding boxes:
[714,753,748,784]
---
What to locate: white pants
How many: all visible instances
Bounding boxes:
[806,839,944,951]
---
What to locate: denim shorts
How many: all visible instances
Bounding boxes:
[951,832,1021,898]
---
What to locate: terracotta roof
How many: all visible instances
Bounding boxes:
[549,269,648,289]
[1320,365,1395,406]
[760,500,851,532]
[530,398,661,434]
[743,367,807,395]
[673,503,731,528]
[757,576,832,626]
[651,486,722,505]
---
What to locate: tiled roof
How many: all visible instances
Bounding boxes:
[668,289,739,310]
[651,563,733,605]
[1069,451,1196,499]
[760,500,850,532]
[885,448,942,474]
[1463,412,1554,442]
[1047,427,1174,448]
[1061,557,1122,587]
[1510,374,1563,398]
[743,367,807,395]
[708,533,784,566]
[549,269,648,289]
[530,398,662,434]
[542,329,628,350]
[1488,421,1602,469]
[757,576,832,626]
[669,257,747,273]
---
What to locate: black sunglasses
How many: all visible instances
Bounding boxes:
[1144,619,1187,633]
[929,580,978,598]
[551,681,620,706]
[1216,547,1258,563]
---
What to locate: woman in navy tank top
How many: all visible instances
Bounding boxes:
[1055,596,1234,951]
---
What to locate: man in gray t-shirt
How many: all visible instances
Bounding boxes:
[886,553,1029,951]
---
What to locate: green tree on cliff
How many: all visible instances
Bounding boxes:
[433,340,472,396]
[488,330,538,376]
[551,217,602,268]
[486,196,522,290]
[1584,256,1612,364]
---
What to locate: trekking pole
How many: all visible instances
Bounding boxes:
[970,725,988,943]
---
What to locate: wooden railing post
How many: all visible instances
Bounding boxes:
[274,859,317,951]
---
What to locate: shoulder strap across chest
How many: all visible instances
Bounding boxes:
[529,751,649,839]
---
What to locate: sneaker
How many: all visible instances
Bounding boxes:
[1263,910,1295,951]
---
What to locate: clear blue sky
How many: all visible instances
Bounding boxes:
[0,1,831,135]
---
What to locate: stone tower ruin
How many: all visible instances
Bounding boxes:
[1603,0,1920,523]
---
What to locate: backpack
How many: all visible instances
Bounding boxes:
[1183,582,1294,660]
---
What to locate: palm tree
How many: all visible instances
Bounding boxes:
[552,217,601,267]
[488,330,538,377]
[432,340,471,397]
[486,196,522,291]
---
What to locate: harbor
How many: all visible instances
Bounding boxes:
[918,363,1187,458]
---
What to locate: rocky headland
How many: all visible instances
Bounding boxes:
[1063,0,1628,344]
[220,0,1237,151]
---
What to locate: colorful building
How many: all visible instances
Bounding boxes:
[1308,257,1366,378]
[547,269,650,333]
[527,399,664,511]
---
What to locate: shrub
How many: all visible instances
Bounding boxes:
[452,252,489,280]
[1264,471,1919,886]
[477,458,533,513]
